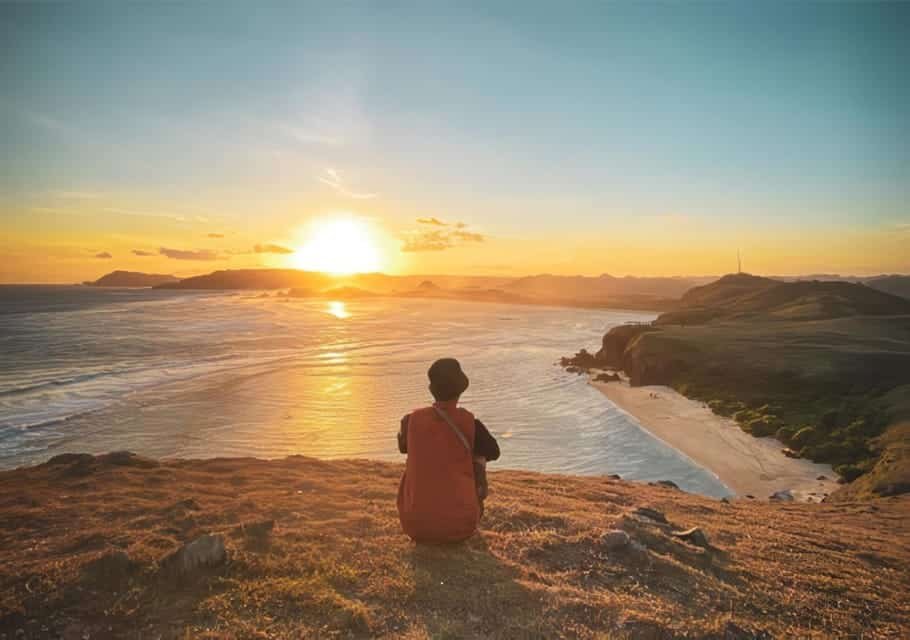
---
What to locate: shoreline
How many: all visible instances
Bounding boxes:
[593,378,840,501]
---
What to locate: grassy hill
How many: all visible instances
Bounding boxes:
[2,454,908,639]
[657,273,910,324]
[866,275,910,300]
[86,271,180,287]
[577,275,910,495]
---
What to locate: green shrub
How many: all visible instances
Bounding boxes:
[834,463,865,482]
[819,409,839,431]
[744,416,780,437]
[775,426,797,444]
[791,426,818,448]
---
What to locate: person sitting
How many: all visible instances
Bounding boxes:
[396,358,500,543]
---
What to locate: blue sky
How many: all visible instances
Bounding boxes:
[1,1,908,280]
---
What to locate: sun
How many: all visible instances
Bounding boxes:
[292,218,383,275]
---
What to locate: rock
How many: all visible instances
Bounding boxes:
[653,480,679,490]
[240,519,275,538]
[97,451,159,468]
[593,371,621,383]
[160,534,226,577]
[607,474,621,480]
[632,507,668,524]
[770,489,794,502]
[46,453,95,466]
[720,497,730,504]
[745,494,755,499]
[601,529,631,550]
[559,348,600,371]
[81,550,136,587]
[671,526,710,548]
[782,448,799,458]
[816,475,828,481]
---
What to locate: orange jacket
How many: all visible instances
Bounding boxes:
[397,401,479,543]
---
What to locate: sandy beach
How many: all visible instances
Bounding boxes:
[593,379,840,501]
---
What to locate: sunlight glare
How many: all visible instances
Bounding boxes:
[293,218,383,275]
[327,301,350,319]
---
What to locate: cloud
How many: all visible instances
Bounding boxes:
[132,249,155,256]
[254,243,294,254]
[317,168,378,199]
[401,220,486,253]
[452,230,484,243]
[401,230,453,252]
[95,251,113,259]
[159,247,221,261]
[417,217,448,226]
[207,233,225,238]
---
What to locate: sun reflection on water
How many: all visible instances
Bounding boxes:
[327,301,350,319]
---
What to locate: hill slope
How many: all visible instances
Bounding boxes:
[658,273,910,324]
[86,271,179,287]
[1,453,908,639]
[866,275,910,300]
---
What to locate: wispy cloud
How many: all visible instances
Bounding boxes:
[417,217,448,226]
[401,219,486,252]
[254,243,294,254]
[159,247,221,261]
[95,251,113,259]
[317,168,378,199]
[132,249,155,256]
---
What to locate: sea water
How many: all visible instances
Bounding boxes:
[0,286,730,496]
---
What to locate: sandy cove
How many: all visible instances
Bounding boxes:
[592,379,840,501]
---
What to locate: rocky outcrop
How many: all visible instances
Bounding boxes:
[595,324,657,368]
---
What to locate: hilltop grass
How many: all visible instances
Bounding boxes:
[2,453,909,639]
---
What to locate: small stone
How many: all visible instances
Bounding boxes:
[160,534,226,577]
[816,475,828,481]
[720,497,730,504]
[607,474,621,480]
[770,489,794,502]
[632,507,668,523]
[671,526,710,548]
[654,480,679,490]
[602,529,631,550]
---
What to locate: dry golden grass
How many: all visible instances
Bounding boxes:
[1,453,908,639]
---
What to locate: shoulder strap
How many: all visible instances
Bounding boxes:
[433,406,471,452]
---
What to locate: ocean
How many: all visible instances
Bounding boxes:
[0,285,731,496]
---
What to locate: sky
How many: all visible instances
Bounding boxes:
[1,1,908,283]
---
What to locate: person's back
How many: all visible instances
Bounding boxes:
[397,358,500,543]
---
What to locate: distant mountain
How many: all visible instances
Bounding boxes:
[156,269,336,291]
[657,273,910,324]
[86,271,180,287]
[503,273,701,301]
[152,268,687,310]
[866,275,910,300]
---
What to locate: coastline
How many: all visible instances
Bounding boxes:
[592,378,840,501]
